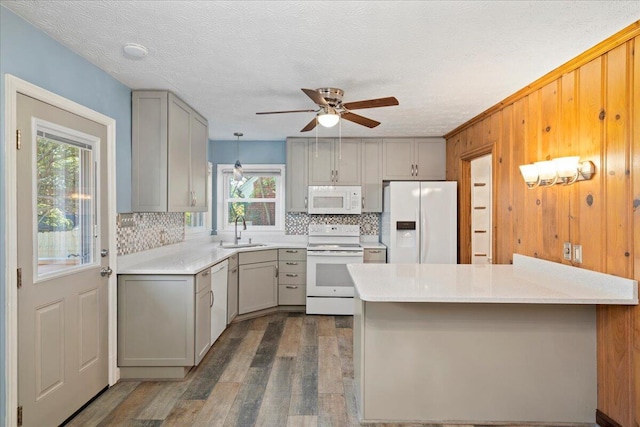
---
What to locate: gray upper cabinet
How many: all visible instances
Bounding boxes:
[382,137,446,181]
[286,138,309,212]
[308,138,361,185]
[361,139,383,212]
[132,90,208,212]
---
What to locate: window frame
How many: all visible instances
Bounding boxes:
[216,164,285,233]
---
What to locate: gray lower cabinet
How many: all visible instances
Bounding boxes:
[117,274,196,378]
[278,248,306,305]
[117,269,214,379]
[364,248,387,264]
[194,268,212,365]
[227,253,239,323]
[238,250,278,315]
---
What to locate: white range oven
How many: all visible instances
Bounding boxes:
[306,224,363,315]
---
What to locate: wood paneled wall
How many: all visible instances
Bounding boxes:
[445,22,640,427]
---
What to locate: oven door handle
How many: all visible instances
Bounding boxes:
[307,252,364,257]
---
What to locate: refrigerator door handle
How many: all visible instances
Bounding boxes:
[420,209,426,264]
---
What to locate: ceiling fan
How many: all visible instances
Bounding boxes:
[256,88,399,132]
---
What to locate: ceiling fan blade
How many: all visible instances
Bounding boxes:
[256,109,317,115]
[301,88,329,106]
[342,96,399,110]
[300,117,318,132]
[340,112,380,128]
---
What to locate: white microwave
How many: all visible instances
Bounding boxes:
[307,186,362,215]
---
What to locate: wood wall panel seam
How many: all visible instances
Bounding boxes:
[444,20,640,139]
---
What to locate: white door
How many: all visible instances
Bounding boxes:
[471,154,493,264]
[420,181,458,264]
[17,93,109,426]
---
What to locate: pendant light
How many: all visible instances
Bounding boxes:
[233,132,243,181]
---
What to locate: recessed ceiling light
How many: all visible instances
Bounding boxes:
[123,43,148,59]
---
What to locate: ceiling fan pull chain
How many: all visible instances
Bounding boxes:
[339,118,342,159]
[315,116,318,158]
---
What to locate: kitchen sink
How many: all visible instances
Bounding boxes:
[219,243,267,249]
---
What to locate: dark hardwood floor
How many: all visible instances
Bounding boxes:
[67,312,578,427]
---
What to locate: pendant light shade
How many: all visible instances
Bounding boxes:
[233,132,243,180]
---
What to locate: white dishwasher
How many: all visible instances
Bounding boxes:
[210,260,228,344]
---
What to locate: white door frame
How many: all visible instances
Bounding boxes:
[4,74,119,426]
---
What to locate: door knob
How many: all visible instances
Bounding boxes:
[100,267,113,277]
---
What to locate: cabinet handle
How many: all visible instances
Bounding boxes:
[335,169,338,182]
[231,254,237,260]
[230,268,238,274]
[304,196,308,208]
[275,266,279,278]
[286,250,298,253]
[411,164,414,176]
[285,285,298,289]
[210,290,214,308]
[415,164,418,176]
[285,273,298,277]
[368,250,381,254]
[286,262,298,265]
[202,270,210,276]
[362,197,365,208]
[331,170,334,182]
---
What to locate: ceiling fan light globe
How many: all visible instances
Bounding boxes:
[318,112,340,128]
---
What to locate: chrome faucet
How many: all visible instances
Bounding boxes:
[234,215,246,245]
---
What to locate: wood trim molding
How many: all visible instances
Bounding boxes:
[444,20,640,139]
[596,409,623,427]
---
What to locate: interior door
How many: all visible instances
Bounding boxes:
[17,93,109,427]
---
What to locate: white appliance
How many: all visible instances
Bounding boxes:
[381,181,457,264]
[306,224,364,315]
[307,185,362,215]
[210,260,228,344]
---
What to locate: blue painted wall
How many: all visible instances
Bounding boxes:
[208,139,286,232]
[0,7,132,423]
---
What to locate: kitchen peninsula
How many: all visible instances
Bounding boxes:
[347,255,638,424]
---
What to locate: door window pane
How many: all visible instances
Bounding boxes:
[36,128,96,277]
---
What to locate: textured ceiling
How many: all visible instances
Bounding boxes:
[3,1,640,140]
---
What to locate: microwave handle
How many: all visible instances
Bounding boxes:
[304,196,307,208]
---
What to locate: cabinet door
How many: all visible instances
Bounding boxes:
[286,138,309,212]
[195,285,211,365]
[382,138,415,180]
[227,265,239,323]
[361,139,382,212]
[131,91,168,212]
[335,138,361,185]
[308,138,334,185]
[238,261,278,314]
[167,93,193,211]
[190,112,208,212]
[414,137,446,180]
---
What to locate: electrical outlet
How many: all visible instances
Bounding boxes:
[563,242,572,261]
[573,244,583,263]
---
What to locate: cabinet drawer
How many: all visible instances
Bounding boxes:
[278,260,306,274]
[278,270,306,285]
[228,253,239,269]
[278,248,306,261]
[239,249,277,265]
[195,268,211,292]
[364,249,386,263]
[279,284,306,305]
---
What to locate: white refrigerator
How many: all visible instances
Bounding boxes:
[381,181,457,264]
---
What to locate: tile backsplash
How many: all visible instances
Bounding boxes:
[117,212,184,255]
[285,213,380,235]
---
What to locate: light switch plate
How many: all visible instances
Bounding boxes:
[573,244,583,263]
[563,242,572,261]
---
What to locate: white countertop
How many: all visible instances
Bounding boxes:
[118,238,307,275]
[347,254,638,305]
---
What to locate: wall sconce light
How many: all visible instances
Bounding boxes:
[519,156,595,189]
